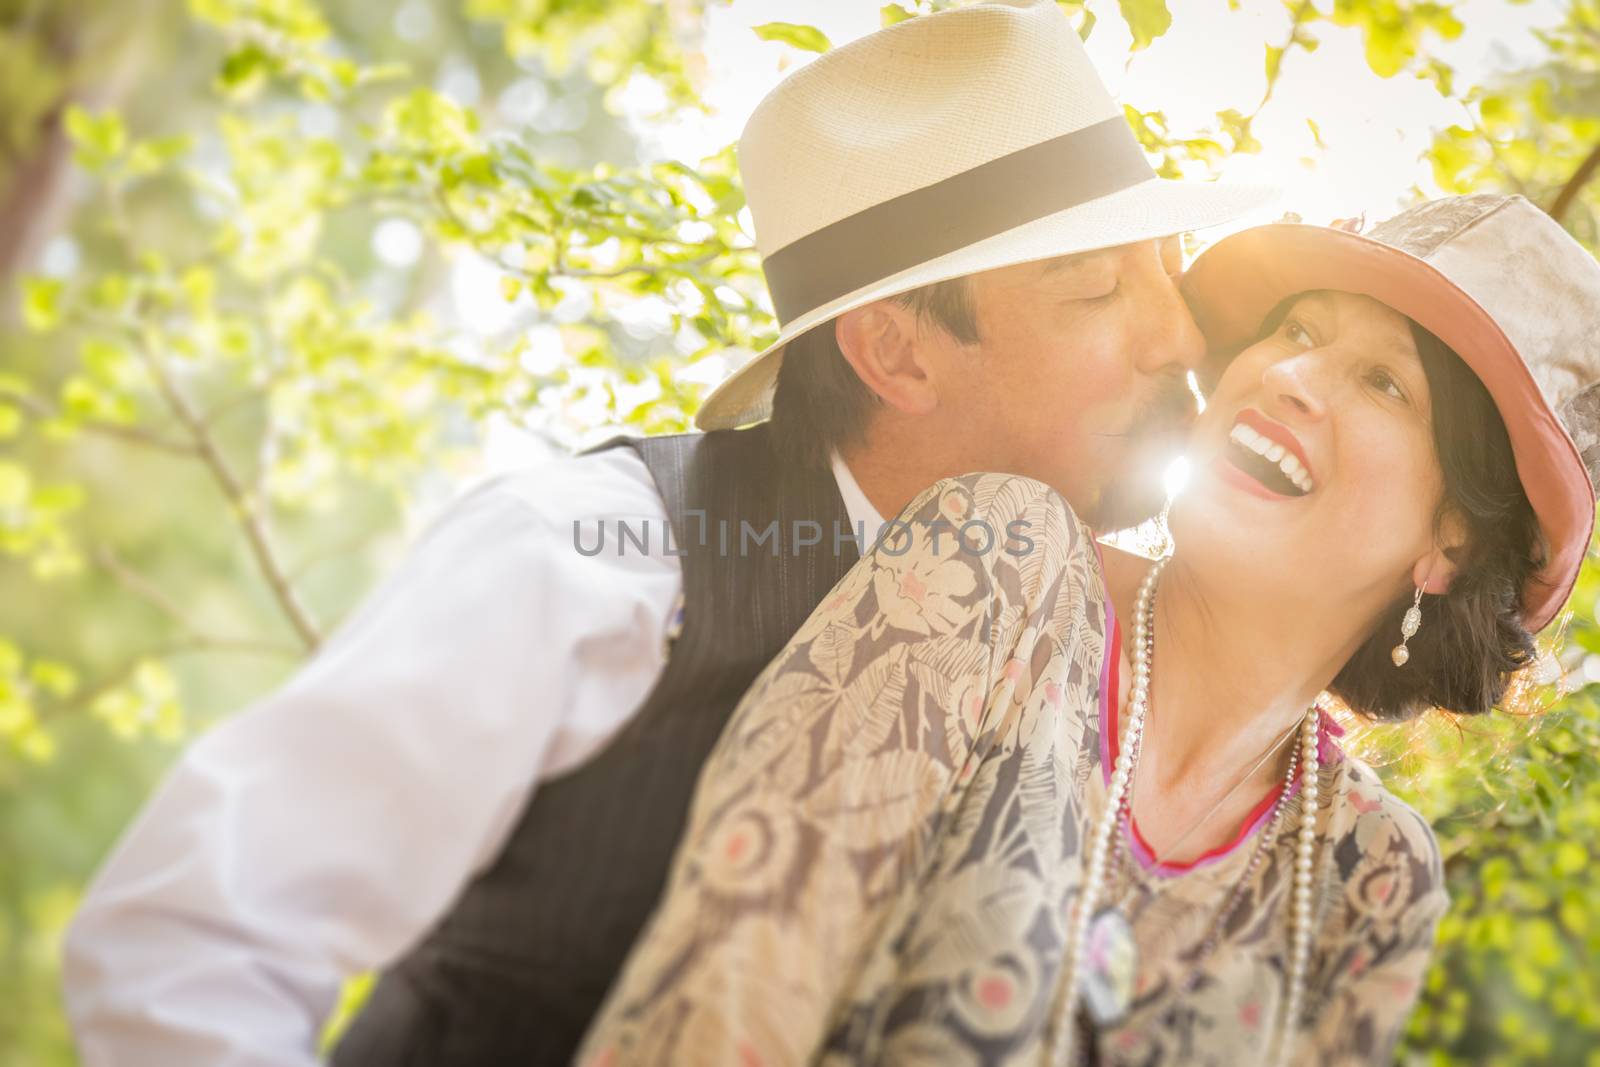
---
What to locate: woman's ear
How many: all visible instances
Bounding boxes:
[834,301,940,416]
[1413,511,1470,594]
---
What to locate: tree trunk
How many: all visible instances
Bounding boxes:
[0,7,153,318]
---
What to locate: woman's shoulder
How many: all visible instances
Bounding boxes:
[1318,750,1450,935]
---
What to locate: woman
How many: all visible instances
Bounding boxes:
[575,194,1600,1066]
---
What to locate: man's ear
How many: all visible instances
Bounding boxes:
[834,300,940,416]
[1413,510,1470,594]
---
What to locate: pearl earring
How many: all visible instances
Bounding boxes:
[1390,586,1424,667]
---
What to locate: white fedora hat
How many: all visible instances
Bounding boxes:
[696,0,1275,431]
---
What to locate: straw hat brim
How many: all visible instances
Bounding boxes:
[1181,223,1596,633]
[695,175,1276,431]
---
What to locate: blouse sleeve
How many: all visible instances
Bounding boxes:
[1300,783,1450,1066]
[574,473,1101,1067]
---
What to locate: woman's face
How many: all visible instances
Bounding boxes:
[1170,290,1450,619]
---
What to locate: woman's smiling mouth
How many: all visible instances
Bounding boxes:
[1220,412,1316,498]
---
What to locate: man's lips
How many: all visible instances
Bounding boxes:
[1235,408,1313,481]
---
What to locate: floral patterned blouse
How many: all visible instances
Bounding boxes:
[576,473,1449,1067]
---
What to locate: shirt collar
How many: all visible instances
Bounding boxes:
[829,448,887,552]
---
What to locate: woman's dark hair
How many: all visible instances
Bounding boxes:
[1255,293,1544,721]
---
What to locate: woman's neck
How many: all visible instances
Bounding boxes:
[1101,546,1356,797]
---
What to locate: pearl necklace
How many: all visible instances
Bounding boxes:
[1049,557,1323,1067]
[1103,715,1301,989]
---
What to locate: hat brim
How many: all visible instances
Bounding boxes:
[1180,222,1595,633]
[695,175,1276,432]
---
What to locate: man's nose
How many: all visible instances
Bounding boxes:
[1135,270,1206,375]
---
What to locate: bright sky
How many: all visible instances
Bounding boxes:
[636,0,1563,229]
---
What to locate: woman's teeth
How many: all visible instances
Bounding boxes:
[1228,423,1315,494]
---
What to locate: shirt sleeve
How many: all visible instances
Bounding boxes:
[61,449,680,1067]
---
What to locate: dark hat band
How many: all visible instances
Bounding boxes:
[760,115,1157,324]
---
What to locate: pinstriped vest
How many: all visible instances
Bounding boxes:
[331,423,860,1066]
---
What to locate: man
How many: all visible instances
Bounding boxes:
[62,2,1271,1064]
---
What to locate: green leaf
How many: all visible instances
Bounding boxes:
[384,88,479,154]
[181,266,217,317]
[60,377,107,420]
[1479,93,1513,125]
[28,660,77,699]
[880,4,914,26]
[1363,23,1409,78]
[1560,889,1589,937]
[31,483,84,513]
[1420,57,1454,96]
[299,74,332,102]
[63,105,127,172]
[0,461,30,508]
[21,278,64,332]
[80,338,139,390]
[126,133,194,176]
[17,726,56,763]
[1117,0,1171,51]
[356,61,409,86]
[1305,116,1326,150]
[752,22,832,54]
[90,273,131,313]
[218,44,274,99]
[1265,43,1284,83]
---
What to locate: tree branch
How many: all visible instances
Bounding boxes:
[132,331,324,652]
[1548,141,1600,225]
[92,542,195,630]
[91,541,299,655]
[2,392,200,456]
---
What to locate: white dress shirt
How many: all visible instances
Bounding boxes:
[62,443,884,1067]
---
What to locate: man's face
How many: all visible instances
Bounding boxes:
[926,237,1206,529]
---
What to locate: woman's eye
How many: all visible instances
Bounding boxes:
[1282,318,1312,346]
[1367,367,1407,401]
[1087,281,1120,305]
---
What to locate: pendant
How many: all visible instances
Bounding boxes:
[1081,906,1138,1027]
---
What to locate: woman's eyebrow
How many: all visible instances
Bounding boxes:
[1381,334,1423,364]
[1295,290,1337,315]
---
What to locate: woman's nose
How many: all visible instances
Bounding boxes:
[1261,354,1326,420]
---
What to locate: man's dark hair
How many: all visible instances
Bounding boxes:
[1252,294,1544,721]
[768,277,982,470]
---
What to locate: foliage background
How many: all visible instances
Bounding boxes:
[2,1,1598,1064]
